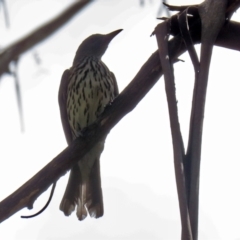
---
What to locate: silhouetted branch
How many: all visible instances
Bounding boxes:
[186,2,227,238]
[155,20,192,240]
[11,60,24,132]
[0,19,240,224]
[0,0,10,28]
[0,0,92,78]
[157,1,170,17]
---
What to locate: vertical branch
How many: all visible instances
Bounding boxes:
[12,60,24,132]
[177,8,200,199]
[1,0,10,28]
[154,21,192,240]
[185,1,227,239]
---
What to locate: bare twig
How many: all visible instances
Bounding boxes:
[0,0,92,77]
[177,7,200,73]
[157,1,171,18]
[0,0,10,28]
[11,60,24,132]
[154,20,192,240]
[21,183,56,219]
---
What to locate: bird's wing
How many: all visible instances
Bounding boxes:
[58,69,72,145]
[110,71,119,97]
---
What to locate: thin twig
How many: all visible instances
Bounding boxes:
[11,60,24,132]
[154,20,192,240]
[0,0,92,77]
[1,0,10,28]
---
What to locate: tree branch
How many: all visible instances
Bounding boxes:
[0,20,240,224]
[186,2,227,239]
[154,20,192,240]
[0,0,92,77]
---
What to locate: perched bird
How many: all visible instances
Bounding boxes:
[58,29,122,220]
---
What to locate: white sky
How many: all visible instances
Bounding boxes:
[0,0,240,239]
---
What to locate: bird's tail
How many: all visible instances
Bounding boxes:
[60,143,104,220]
[77,158,103,219]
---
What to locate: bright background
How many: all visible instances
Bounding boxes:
[0,0,240,239]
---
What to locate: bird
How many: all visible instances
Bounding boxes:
[58,29,122,220]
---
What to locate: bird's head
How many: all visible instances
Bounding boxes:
[73,29,123,65]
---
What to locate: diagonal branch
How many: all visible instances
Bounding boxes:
[0,20,240,224]
[0,0,92,77]
[154,20,192,240]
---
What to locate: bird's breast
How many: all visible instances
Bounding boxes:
[66,59,116,139]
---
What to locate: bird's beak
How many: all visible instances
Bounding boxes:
[104,29,123,43]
